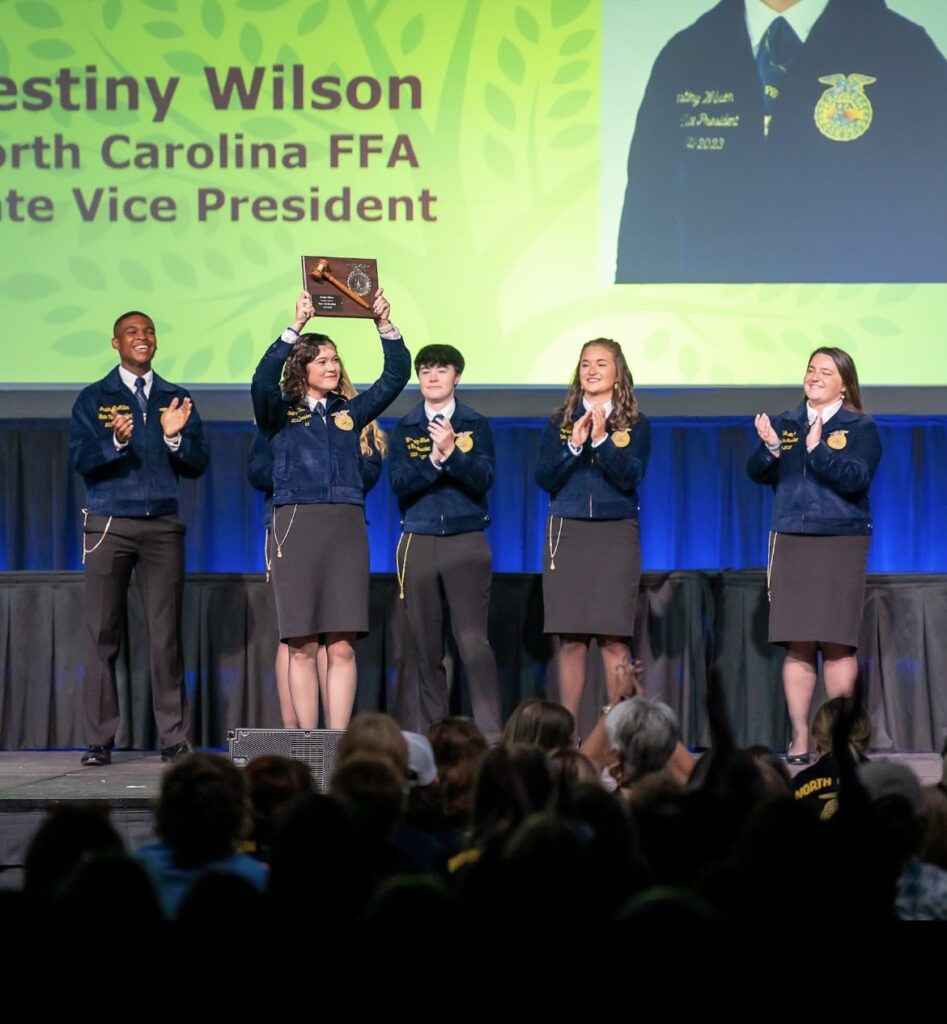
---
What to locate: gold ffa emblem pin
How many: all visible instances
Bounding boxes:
[814,73,876,141]
[455,432,474,453]
[612,430,631,448]
[333,411,354,431]
[827,430,849,450]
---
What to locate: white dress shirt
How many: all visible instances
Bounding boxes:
[745,0,830,56]
[115,366,181,451]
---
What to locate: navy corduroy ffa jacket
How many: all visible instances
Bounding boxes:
[251,334,409,507]
[747,401,881,535]
[247,429,384,527]
[69,367,208,517]
[388,399,494,535]
[535,410,651,520]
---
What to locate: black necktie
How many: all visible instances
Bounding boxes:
[757,16,802,132]
[134,377,148,416]
[315,400,326,418]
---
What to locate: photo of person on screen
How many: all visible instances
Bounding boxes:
[614,0,947,284]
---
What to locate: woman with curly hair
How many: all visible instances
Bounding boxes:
[535,338,651,720]
[251,289,410,730]
[247,354,389,729]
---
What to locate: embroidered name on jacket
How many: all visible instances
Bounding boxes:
[405,435,432,458]
[98,403,130,428]
[287,406,312,426]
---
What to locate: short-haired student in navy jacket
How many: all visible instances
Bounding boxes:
[69,310,208,767]
[749,347,881,765]
[247,360,387,729]
[388,344,502,741]
[251,289,409,731]
[535,339,651,721]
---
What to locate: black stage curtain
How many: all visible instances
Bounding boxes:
[1,571,944,753]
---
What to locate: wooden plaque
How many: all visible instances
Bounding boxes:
[300,255,379,319]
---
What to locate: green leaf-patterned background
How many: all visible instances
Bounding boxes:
[0,0,943,386]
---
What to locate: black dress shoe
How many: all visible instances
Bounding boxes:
[785,751,811,766]
[160,741,192,764]
[81,745,111,767]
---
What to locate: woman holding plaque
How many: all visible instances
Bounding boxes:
[252,289,409,730]
[535,339,651,721]
[748,347,881,765]
[247,360,387,729]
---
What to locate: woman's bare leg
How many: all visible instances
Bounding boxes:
[822,642,858,699]
[557,635,590,720]
[286,635,320,730]
[784,641,818,756]
[323,632,357,729]
[275,641,298,728]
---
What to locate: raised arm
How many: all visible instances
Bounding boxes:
[251,292,314,433]
[348,289,411,427]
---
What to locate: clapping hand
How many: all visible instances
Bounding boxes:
[806,413,823,452]
[428,416,455,462]
[161,396,192,438]
[754,413,779,449]
[112,408,133,444]
[571,410,592,448]
[591,405,607,444]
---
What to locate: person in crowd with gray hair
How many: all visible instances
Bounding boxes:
[604,696,680,792]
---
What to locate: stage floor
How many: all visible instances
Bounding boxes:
[0,749,943,886]
[0,750,183,886]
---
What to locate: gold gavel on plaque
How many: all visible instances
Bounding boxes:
[309,258,370,309]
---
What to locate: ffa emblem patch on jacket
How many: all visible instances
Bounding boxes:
[827,430,849,450]
[814,74,876,141]
[455,431,474,452]
[611,430,631,448]
[333,411,354,431]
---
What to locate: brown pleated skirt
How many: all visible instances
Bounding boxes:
[270,503,369,640]
[767,532,870,648]
[542,516,641,637]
